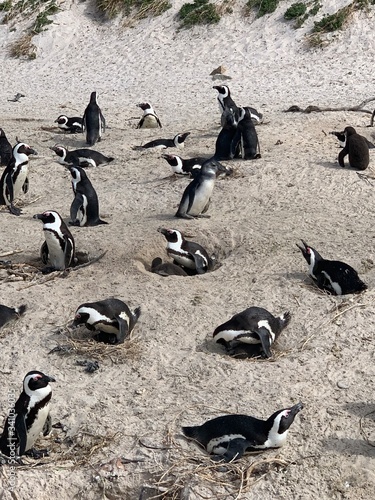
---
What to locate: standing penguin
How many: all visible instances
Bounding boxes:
[158,227,213,274]
[82,91,105,146]
[213,85,263,125]
[73,298,141,344]
[338,126,370,170]
[213,106,241,161]
[297,240,367,295]
[213,307,291,358]
[235,107,261,160]
[175,158,227,219]
[182,402,303,462]
[0,371,55,458]
[69,165,107,227]
[0,128,12,166]
[0,303,27,330]
[33,210,76,273]
[0,141,38,215]
[136,102,162,129]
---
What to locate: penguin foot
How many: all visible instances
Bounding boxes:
[68,219,81,226]
[196,214,211,218]
[41,266,58,275]
[9,205,21,216]
[25,448,49,459]
[175,212,194,219]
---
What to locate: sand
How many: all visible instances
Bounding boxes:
[0,1,375,498]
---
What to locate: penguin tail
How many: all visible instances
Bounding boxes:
[182,426,199,440]
[279,311,291,328]
[15,304,27,317]
[133,306,141,322]
[107,157,115,163]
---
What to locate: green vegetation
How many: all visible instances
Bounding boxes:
[284,2,306,20]
[0,0,12,12]
[32,2,58,34]
[178,0,220,27]
[96,0,171,20]
[246,0,280,17]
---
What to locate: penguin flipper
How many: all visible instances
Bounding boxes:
[255,327,273,358]
[40,241,49,265]
[136,118,144,129]
[70,194,84,225]
[115,315,129,344]
[157,117,162,128]
[42,413,52,436]
[100,111,106,132]
[22,177,29,194]
[192,253,208,274]
[212,438,250,463]
[15,412,28,456]
[63,236,75,269]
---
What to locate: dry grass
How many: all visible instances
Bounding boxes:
[8,33,36,59]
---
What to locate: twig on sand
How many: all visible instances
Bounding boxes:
[0,249,23,257]
[284,97,375,119]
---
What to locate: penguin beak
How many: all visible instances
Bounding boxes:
[289,402,304,415]
[157,227,168,236]
[29,148,38,156]
[44,375,56,383]
[33,213,43,220]
[296,240,309,255]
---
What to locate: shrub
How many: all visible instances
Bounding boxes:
[96,0,171,20]
[284,2,306,20]
[246,0,279,17]
[178,0,220,27]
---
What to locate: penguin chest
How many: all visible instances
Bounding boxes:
[25,402,50,452]
[142,115,159,128]
[188,179,215,215]
[44,231,66,269]
[12,164,28,198]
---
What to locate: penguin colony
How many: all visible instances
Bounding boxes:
[0,83,372,469]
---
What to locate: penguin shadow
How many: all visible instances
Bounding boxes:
[322,437,375,457]
[344,402,375,420]
[316,159,347,170]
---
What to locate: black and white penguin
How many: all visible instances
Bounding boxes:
[338,126,370,170]
[0,141,38,215]
[235,107,261,160]
[213,85,263,125]
[54,115,83,134]
[136,102,162,129]
[330,129,374,149]
[213,106,242,161]
[68,166,107,227]
[73,298,141,344]
[297,240,367,295]
[50,145,114,168]
[0,304,27,330]
[213,307,291,358]
[175,158,227,219]
[151,257,188,277]
[82,91,105,146]
[33,210,76,273]
[182,402,303,462]
[161,153,208,177]
[133,132,190,150]
[0,371,55,458]
[0,128,12,166]
[158,227,213,274]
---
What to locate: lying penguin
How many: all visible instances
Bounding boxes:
[158,227,214,275]
[175,158,227,219]
[0,303,27,330]
[133,132,190,150]
[182,402,303,462]
[0,371,55,459]
[73,298,141,344]
[297,240,367,295]
[213,307,291,358]
[33,210,77,273]
[161,153,208,177]
[50,145,114,168]
[151,257,188,277]
[54,115,83,134]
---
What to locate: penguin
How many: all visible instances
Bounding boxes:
[213,106,241,161]
[157,227,213,274]
[133,132,190,150]
[213,307,291,359]
[72,298,141,344]
[0,371,55,458]
[54,115,83,134]
[0,128,12,166]
[82,91,105,146]
[0,141,38,216]
[213,85,263,125]
[68,165,107,227]
[136,102,162,129]
[161,153,208,177]
[50,145,114,168]
[0,304,27,330]
[338,126,370,170]
[330,129,375,149]
[175,158,227,219]
[33,211,76,273]
[151,257,188,277]
[235,107,261,160]
[296,240,367,295]
[182,402,303,462]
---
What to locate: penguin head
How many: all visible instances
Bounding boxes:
[213,85,230,98]
[90,91,98,103]
[344,126,357,137]
[72,309,90,327]
[0,128,6,138]
[55,115,68,125]
[296,240,323,276]
[201,159,228,177]
[267,402,304,437]
[137,102,152,111]
[23,371,55,396]
[33,210,62,226]
[174,132,190,147]
[50,145,67,159]
[13,142,38,157]
[157,227,183,244]
[161,153,179,166]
